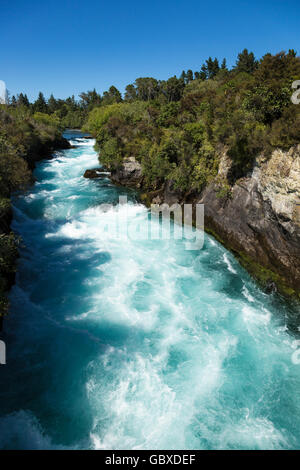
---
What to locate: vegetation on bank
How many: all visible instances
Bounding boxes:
[0,105,69,317]
[84,49,300,192]
[8,89,101,129]
[1,48,300,311]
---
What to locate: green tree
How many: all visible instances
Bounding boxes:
[221,58,227,70]
[124,84,137,101]
[48,94,58,113]
[33,92,48,113]
[79,89,101,110]
[235,49,258,74]
[160,77,185,102]
[10,96,17,107]
[186,70,194,83]
[102,86,122,105]
[200,64,207,80]
[17,93,30,107]
[205,57,220,78]
[135,77,159,101]
[180,70,187,83]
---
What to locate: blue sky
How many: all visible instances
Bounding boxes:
[1,0,299,101]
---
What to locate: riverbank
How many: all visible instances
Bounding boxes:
[101,146,300,301]
[0,124,70,328]
[82,50,300,301]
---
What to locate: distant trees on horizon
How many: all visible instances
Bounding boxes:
[6,48,299,129]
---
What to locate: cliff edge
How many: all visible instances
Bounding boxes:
[109,147,300,298]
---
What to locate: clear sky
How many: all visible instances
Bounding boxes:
[1,0,299,101]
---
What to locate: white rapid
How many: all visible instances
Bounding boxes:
[0,131,299,450]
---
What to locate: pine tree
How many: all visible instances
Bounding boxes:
[48,94,58,113]
[205,57,219,79]
[221,58,227,70]
[200,64,207,80]
[17,93,30,107]
[235,49,258,74]
[180,70,187,83]
[23,94,30,107]
[34,92,48,113]
[10,95,17,107]
[186,70,194,83]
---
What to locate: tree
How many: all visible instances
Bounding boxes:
[135,77,160,101]
[102,86,122,105]
[10,96,17,107]
[200,64,208,80]
[235,49,258,74]
[124,84,137,101]
[33,92,48,113]
[254,51,300,82]
[205,57,220,78]
[199,58,220,80]
[160,76,185,102]
[180,70,187,83]
[48,94,58,113]
[288,49,297,58]
[16,93,30,107]
[186,70,194,83]
[79,89,101,109]
[221,58,227,70]
[65,95,78,111]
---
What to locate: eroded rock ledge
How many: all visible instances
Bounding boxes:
[199,146,300,297]
[104,149,300,298]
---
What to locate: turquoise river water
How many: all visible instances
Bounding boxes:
[0,131,299,449]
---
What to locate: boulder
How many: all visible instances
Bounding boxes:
[83,168,110,179]
[110,157,143,187]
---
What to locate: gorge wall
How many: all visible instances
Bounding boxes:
[108,146,300,298]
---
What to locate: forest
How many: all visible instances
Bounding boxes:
[84,49,300,192]
[1,48,300,315]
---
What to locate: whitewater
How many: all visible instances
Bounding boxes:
[0,131,299,450]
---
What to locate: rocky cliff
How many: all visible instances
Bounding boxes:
[198,146,300,297]
[109,147,300,298]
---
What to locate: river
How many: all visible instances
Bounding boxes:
[0,131,299,449]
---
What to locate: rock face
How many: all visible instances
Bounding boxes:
[25,135,71,170]
[200,146,300,296]
[110,146,300,297]
[199,155,300,296]
[110,157,143,187]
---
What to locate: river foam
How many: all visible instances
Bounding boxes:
[0,130,299,450]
